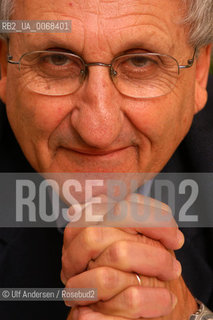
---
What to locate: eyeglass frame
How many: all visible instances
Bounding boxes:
[7,48,197,97]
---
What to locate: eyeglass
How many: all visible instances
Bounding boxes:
[7,49,196,99]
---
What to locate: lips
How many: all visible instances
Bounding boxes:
[67,146,131,156]
[51,144,139,173]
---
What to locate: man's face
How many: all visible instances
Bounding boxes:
[1,0,205,173]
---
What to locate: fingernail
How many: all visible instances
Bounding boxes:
[174,260,182,276]
[172,294,178,309]
[177,230,185,247]
[72,308,79,320]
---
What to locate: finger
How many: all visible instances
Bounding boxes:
[63,195,116,249]
[67,307,77,320]
[62,227,144,281]
[64,267,139,307]
[91,286,177,319]
[63,223,85,250]
[67,307,96,320]
[62,226,181,283]
[102,193,184,250]
[88,240,182,281]
[63,194,184,251]
[67,306,133,320]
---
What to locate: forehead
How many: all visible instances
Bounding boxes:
[12,0,187,57]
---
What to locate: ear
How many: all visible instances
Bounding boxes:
[0,38,8,104]
[194,44,212,114]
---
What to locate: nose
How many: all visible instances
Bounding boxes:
[70,66,124,149]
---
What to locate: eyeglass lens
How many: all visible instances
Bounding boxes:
[18,51,179,98]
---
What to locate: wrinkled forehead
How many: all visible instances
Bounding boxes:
[13,0,185,27]
[11,0,188,58]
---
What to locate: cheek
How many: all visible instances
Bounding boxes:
[6,79,70,141]
[5,74,75,169]
[123,84,195,169]
[128,76,195,138]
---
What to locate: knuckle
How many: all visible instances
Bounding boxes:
[107,241,129,265]
[97,267,119,290]
[77,311,88,320]
[124,287,142,313]
[82,227,104,249]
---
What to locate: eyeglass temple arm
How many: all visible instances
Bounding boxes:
[7,55,19,64]
[179,48,197,70]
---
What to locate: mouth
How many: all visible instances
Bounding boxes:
[51,145,139,173]
[57,145,138,164]
[66,146,132,157]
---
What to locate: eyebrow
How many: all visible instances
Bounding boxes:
[117,40,174,56]
[23,34,80,54]
[20,25,175,61]
[24,37,173,55]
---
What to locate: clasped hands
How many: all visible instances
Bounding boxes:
[61,193,197,320]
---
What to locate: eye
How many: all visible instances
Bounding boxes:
[41,53,71,66]
[128,56,155,68]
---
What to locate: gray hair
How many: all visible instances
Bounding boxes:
[0,0,14,27]
[182,0,213,48]
[0,0,213,49]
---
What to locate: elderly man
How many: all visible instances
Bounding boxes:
[0,0,212,319]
